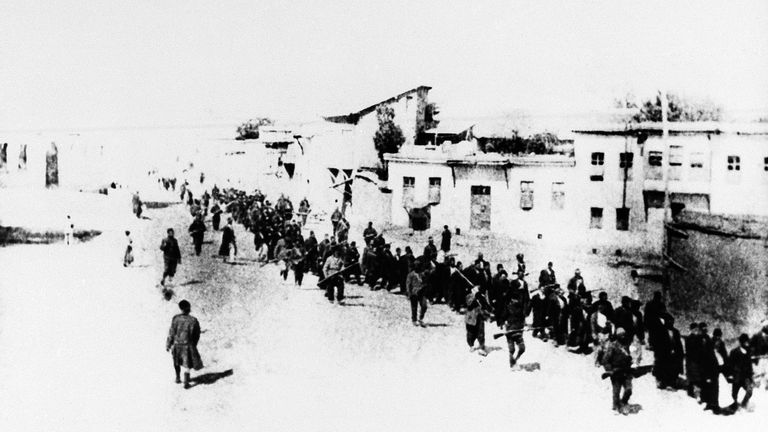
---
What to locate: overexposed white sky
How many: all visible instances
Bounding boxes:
[1,0,766,130]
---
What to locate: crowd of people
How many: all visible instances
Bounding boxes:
[157,181,767,416]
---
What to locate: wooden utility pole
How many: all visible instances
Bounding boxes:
[660,90,670,255]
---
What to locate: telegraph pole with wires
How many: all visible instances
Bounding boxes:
[660,90,671,255]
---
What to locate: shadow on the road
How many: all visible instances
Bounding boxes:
[162,288,175,301]
[190,369,234,387]
[422,323,450,327]
[180,279,204,286]
[228,261,250,266]
[344,295,363,299]
[339,303,368,308]
[140,216,152,220]
[624,403,642,415]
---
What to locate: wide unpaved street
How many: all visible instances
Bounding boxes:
[0,203,764,431]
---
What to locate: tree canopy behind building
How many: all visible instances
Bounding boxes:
[236,117,274,140]
[373,105,405,161]
[616,92,723,122]
[479,131,567,155]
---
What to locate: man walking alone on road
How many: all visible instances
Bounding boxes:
[602,328,635,415]
[219,217,237,263]
[160,228,181,286]
[166,300,203,389]
[188,214,206,256]
[406,260,428,327]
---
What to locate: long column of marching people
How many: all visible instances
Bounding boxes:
[151,179,768,416]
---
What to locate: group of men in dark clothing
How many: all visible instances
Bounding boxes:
[164,188,768,415]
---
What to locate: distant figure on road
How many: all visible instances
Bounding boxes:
[132,191,143,219]
[219,217,237,263]
[440,225,451,252]
[749,320,768,391]
[65,215,74,246]
[330,206,342,235]
[727,334,754,410]
[406,259,428,327]
[160,228,182,286]
[322,247,346,304]
[123,230,134,267]
[539,261,556,289]
[211,201,222,231]
[188,214,206,256]
[166,300,203,389]
[602,328,635,415]
[423,237,437,262]
[336,217,350,243]
[298,197,311,226]
[515,253,526,276]
[363,221,377,246]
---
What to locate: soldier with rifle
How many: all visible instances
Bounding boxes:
[601,328,636,415]
[465,285,493,356]
[344,241,363,285]
[498,273,531,370]
[322,248,346,304]
[363,221,377,246]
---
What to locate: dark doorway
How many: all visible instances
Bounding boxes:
[470,185,491,230]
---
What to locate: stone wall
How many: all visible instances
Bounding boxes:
[666,210,768,326]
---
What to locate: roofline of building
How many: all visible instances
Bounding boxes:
[572,121,768,136]
[384,152,575,168]
[323,85,432,125]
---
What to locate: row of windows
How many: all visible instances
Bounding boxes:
[403,176,633,230]
[590,207,630,231]
[403,176,441,187]
[590,151,768,178]
[403,177,565,211]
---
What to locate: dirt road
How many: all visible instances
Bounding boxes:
[0,204,763,431]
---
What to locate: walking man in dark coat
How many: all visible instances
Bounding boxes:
[538,261,556,290]
[501,277,529,369]
[465,286,491,356]
[653,313,684,389]
[423,237,438,263]
[322,248,346,304]
[219,217,237,263]
[160,228,182,286]
[440,225,451,252]
[406,260,428,326]
[602,328,634,414]
[644,291,667,351]
[188,214,206,256]
[727,334,754,410]
[685,322,704,401]
[363,221,377,246]
[698,322,721,413]
[749,320,768,390]
[166,300,203,389]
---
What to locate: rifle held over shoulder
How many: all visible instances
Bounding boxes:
[492,326,544,340]
[600,365,653,380]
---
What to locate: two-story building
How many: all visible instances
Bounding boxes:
[384,121,768,253]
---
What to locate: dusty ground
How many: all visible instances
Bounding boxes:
[0,196,765,431]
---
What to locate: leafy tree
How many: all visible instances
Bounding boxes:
[373,105,405,161]
[236,117,274,140]
[479,131,561,155]
[616,92,722,122]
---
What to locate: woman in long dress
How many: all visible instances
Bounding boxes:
[218,217,237,262]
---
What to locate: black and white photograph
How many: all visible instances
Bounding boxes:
[0,1,767,430]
